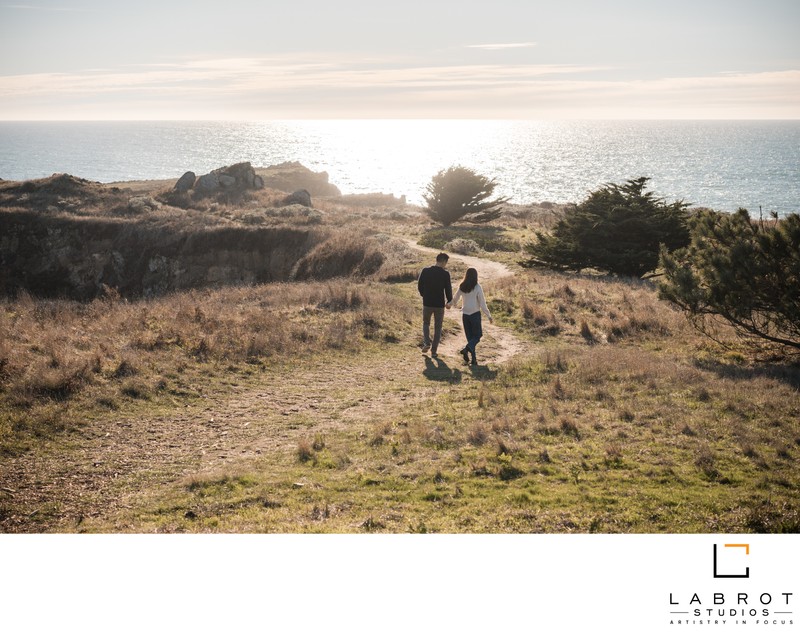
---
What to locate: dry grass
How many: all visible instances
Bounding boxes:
[292,232,385,281]
[491,268,692,347]
[3,175,799,534]
[0,279,415,455]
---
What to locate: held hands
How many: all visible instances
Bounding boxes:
[445,301,452,310]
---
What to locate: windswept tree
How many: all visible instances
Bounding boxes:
[423,166,509,226]
[524,177,690,277]
[659,209,800,358]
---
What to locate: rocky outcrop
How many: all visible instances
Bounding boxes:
[168,162,336,198]
[190,162,265,195]
[258,162,341,197]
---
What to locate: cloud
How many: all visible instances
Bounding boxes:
[0,55,797,119]
[467,42,538,50]
[0,57,605,96]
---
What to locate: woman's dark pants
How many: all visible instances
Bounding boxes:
[462,312,482,358]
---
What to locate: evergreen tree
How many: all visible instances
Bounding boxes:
[524,177,690,277]
[659,209,800,358]
[423,166,509,226]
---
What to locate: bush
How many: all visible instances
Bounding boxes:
[292,233,384,281]
[523,177,690,277]
[418,226,517,252]
[659,209,800,358]
[423,166,509,226]
[443,238,482,255]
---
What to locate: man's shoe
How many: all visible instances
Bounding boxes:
[461,348,470,364]
[431,351,438,358]
[421,343,431,353]
[470,355,478,366]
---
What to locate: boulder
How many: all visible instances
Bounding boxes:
[280,189,312,208]
[174,171,196,193]
[193,162,260,194]
[195,173,220,193]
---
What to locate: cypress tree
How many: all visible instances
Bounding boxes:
[659,209,800,358]
[423,166,509,226]
[524,177,690,277]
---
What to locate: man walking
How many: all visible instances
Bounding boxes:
[417,252,452,357]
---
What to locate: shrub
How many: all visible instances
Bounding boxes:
[418,226,517,252]
[292,233,384,281]
[659,209,800,358]
[443,238,482,255]
[524,177,690,277]
[423,166,509,226]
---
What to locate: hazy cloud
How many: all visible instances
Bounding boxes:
[0,55,797,119]
[467,42,538,50]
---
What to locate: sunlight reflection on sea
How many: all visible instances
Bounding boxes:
[0,120,797,215]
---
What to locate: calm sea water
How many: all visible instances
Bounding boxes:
[0,120,798,215]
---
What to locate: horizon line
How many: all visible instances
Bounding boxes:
[2,116,799,123]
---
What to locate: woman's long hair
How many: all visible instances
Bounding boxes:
[459,268,478,293]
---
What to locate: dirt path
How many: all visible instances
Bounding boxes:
[402,238,527,366]
[1,240,530,532]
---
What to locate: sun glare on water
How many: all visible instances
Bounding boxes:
[283,119,526,204]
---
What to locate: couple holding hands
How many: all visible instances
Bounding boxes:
[417,252,493,366]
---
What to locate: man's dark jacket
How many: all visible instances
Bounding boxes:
[418,265,453,308]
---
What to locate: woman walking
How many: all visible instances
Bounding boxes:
[449,267,493,365]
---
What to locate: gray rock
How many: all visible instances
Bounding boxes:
[219,175,237,188]
[174,171,196,193]
[195,173,220,193]
[254,175,264,189]
[280,189,312,208]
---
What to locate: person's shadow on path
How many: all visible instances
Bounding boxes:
[422,356,462,384]
[469,364,498,380]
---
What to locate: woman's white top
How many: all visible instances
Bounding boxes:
[453,283,492,318]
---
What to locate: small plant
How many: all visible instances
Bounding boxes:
[467,423,488,446]
[551,376,566,400]
[560,418,581,439]
[296,439,314,463]
[604,444,624,467]
[695,446,719,480]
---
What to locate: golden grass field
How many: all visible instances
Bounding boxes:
[1,177,798,533]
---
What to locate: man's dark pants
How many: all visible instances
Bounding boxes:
[422,306,445,354]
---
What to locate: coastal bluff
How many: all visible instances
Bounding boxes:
[0,162,354,300]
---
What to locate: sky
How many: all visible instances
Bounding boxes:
[0,0,798,120]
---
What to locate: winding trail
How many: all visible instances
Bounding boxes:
[402,238,527,366]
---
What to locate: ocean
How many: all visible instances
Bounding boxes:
[0,120,798,215]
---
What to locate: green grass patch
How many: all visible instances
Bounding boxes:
[418,226,518,253]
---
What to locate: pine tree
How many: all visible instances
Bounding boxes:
[524,177,690,277]
[659,209,800,358]
[423,166,509,226]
